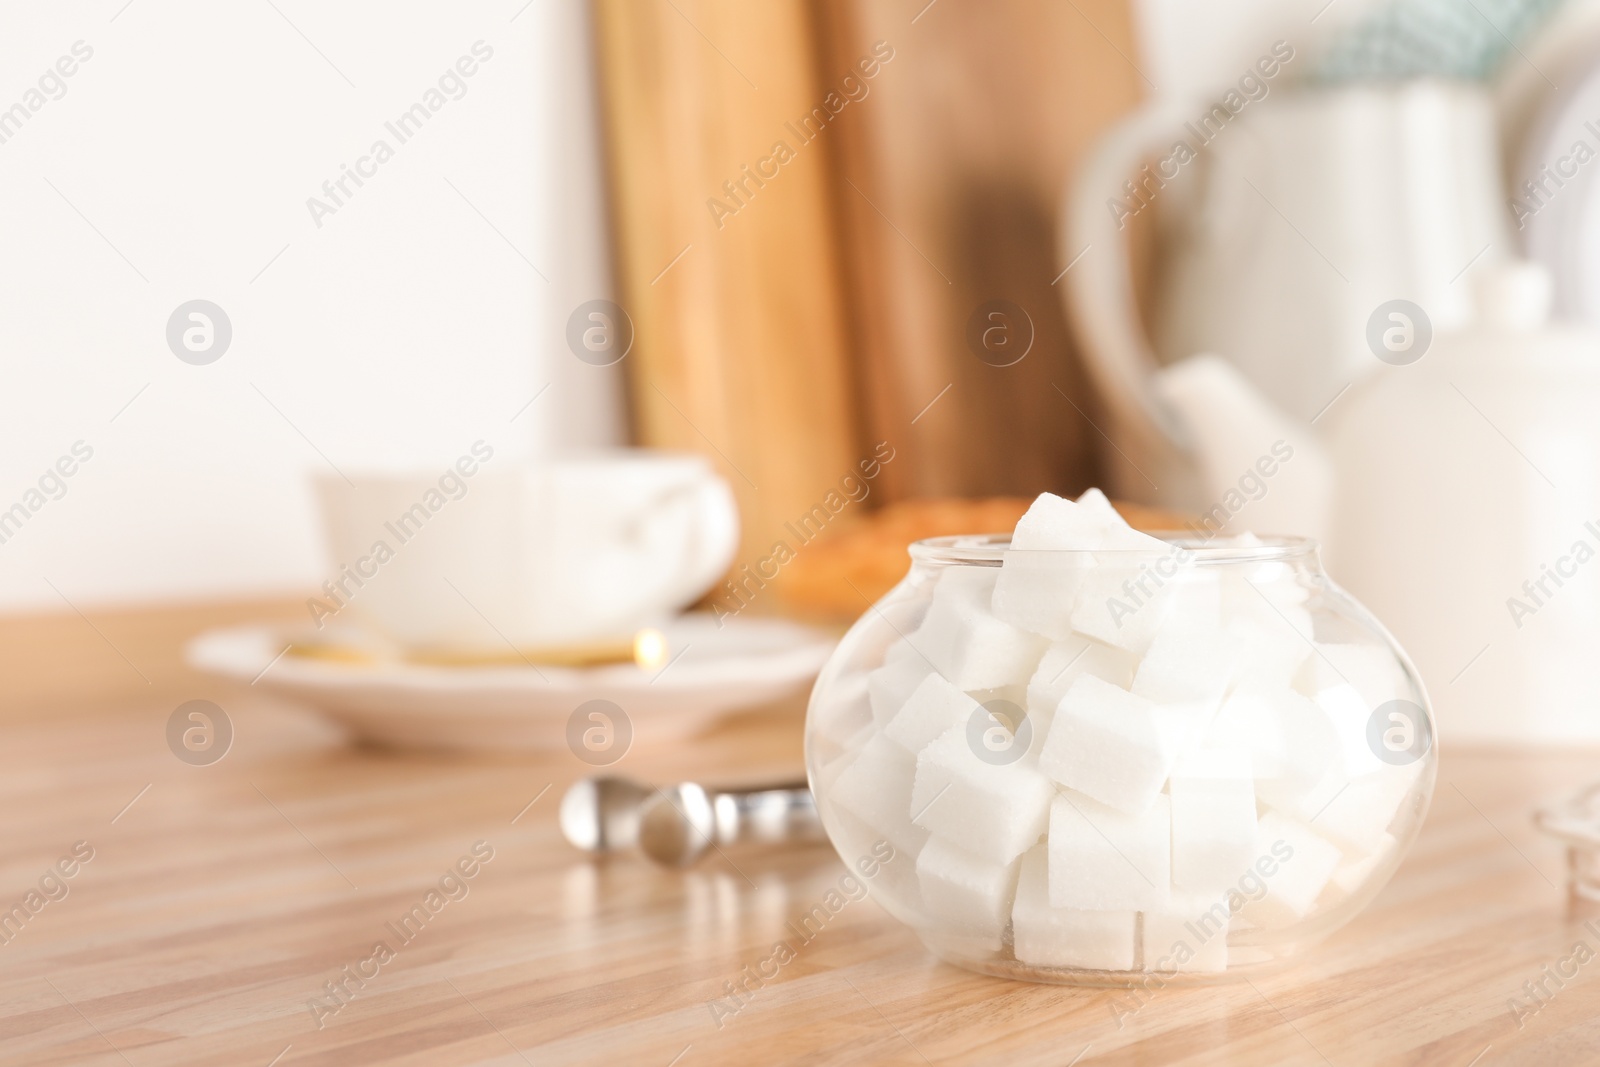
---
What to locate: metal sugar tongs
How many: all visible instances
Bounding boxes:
[559,775,825,867]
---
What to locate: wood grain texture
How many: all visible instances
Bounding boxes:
[817,0,1148,502]
[0,597,304,714]
[3,693,1599,1065]
[592,0,863,577]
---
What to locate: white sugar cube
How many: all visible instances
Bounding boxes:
[912,574,1047,691]
[885,672,979,755]
[1205,682,1291,779]
[813,746,856,796]
[1245,813,1342,926]
[812,672,874,752]
[1039,675,1197,814]
[910,724,1054,864]
[1225,578,1315,682]
[831,732,928,858]
[968,683,1028,724]
[993,492,1161,639]
[1028,636,1139,705]
[1253,688,1350,821]
[1024,635,1137,735]
[1170,750,1258,893]
[1132,623,1238,705]
[964,686,1042,760]
[825,808,925,922]
[1311,683,1386,778]
[1067,568,1159,655]
[1223,564,1311,620]
[882,636,922,666]
[867,654,930,728]
[916,834,1021,941]
[1012,845,1136,970]
[1329,831,1398,897]
[1070,563,1220,656]
[1002,490,1162,551]
[1143,897,1230,973]
[991,555,1091,640]
[1074,489,1174,548]
[935,559,999,599]
[972,678,1028,702]
[1224,614,1310,691]
[1295,642,1409,705]
[1311,761,1423,856]
[1048,791,1171,911]
[1267,764,1350,829]
[1222,555,1309,623]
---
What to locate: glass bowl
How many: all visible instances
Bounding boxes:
[804,533,1436,985]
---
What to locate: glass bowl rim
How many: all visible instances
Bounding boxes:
[907,532,1320,565]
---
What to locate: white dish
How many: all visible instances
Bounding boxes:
[186,614,835,753]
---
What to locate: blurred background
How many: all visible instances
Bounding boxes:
[7,0,1600,750]
[16,2,1600,1060]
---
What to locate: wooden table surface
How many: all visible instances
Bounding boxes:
[3,692,1600,1066]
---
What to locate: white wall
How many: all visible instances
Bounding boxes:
[0,0,623,613]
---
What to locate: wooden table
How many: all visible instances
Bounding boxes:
[3,691,1599,1066]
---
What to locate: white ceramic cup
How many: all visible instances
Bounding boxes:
[312,449,739,650]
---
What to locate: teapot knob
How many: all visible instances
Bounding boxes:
[1474,260,1552,331]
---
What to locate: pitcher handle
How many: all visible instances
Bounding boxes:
[1061,102,1201,457]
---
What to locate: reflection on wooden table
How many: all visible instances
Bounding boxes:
[1,689,1597,1066]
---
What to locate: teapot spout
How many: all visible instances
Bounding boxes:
[1156,354,1333,543]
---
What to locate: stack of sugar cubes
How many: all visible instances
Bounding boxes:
[822,490,1425,974]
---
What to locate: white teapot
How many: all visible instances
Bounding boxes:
[1323,263,1600,745]
[1112,261,1600,744]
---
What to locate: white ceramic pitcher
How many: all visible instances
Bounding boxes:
[1063,80,1512,517]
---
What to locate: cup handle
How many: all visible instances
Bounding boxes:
[655,470,740,612]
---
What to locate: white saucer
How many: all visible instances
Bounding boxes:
[185,614,836,753]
